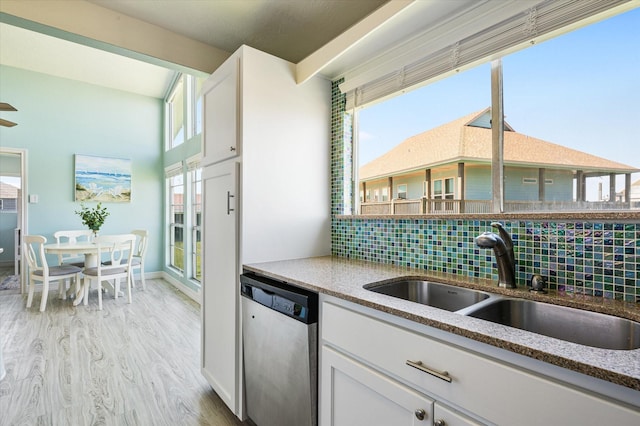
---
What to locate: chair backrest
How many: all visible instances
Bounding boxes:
[95,234,136,272]
[24,235,48,275]
[131,229,148,259]
[54,230,94,264]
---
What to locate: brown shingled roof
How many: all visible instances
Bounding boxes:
[360,108,638,180]
[0,181,19,198]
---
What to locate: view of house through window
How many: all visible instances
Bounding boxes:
[190,165,202,282]
[356,8,639,215]
[166,159,203,284]
[168,172,184,272]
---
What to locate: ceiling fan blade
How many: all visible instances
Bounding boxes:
[0,102,18,111]
[0,118,18,127]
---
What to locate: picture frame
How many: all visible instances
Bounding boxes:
[74,154,131,202]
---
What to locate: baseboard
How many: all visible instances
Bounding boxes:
[159,271,201,305]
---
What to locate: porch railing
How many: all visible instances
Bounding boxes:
[360,198,638,215]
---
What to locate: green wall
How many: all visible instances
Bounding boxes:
[0,65,164,273]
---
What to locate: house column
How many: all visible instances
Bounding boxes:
[458,163,465,213]
[361,181,366,202]
[424,169,431,214]
[625,173,631,203]
[538,168,546,201]
[576,170,586,202]
[609,173,616,202]
[388,177,393,214]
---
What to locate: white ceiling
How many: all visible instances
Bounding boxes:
[0,0,388,99]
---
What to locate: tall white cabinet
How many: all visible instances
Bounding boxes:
[200,45,331,419]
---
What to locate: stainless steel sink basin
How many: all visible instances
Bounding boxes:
[364,279,492,312]
[465,298,640,350]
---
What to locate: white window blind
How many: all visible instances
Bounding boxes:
[186,155,201,172]
[164,163,183,179]
[342,0,630,109]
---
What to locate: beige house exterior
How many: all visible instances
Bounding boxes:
[359,108,638,214]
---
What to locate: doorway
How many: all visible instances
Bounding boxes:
[0,148,26,294]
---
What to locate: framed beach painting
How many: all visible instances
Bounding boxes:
[75,154,131,202]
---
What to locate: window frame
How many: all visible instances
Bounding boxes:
[348,4,640,218]
[166,166,185,274]
[166,75,185,150]
[188,160,202,283]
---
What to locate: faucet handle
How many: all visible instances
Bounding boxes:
[529,275,547,293]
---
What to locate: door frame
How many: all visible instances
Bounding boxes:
[0,147,27,292]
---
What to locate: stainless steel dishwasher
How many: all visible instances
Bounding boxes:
[240,272,318,426]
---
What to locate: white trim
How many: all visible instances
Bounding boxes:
[161,271,201,304]
[295,0,415,84]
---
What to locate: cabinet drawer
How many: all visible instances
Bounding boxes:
[321,300,640,425]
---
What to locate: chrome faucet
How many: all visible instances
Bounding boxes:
[475,222,516,288]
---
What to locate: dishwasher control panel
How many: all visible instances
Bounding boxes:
[240,273,318,324]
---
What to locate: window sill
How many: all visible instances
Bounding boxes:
[337,211,640,221]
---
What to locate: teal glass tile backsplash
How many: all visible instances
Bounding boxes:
[330,81,639,303]
[332,217,640,302]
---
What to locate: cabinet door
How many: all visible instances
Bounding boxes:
[201,161,239,414]
[434,403,486,426]
[202,56,240,166]
[320,346,433,426]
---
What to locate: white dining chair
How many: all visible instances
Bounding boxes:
[24,235,82,312]
[82,234,136,310]
[53,230,94,267]
[130,229,148,290]
[53,229,94,298]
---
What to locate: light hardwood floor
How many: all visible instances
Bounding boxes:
[0,278,248,425]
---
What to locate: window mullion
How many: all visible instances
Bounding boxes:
[490,59,504,214]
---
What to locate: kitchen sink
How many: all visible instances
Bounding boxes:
[465,298,640,350]
[364,279,492,312]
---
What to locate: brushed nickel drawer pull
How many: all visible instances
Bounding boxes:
[227,191,235,215]
[406,360,452,383]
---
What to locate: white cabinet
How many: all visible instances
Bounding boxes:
[201,161,239,413]
[201,45,331,419]
[320,296,640,426]
[321,346,434,426]
[202,55,240,166]
[433,404,484,426]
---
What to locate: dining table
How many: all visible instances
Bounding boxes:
[44,241,101,306]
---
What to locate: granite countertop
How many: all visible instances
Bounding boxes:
[243,255,640,392]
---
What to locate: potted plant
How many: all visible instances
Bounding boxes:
[75,202,109,237]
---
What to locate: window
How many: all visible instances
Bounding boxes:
[166,159,202,285]
[167,167,184,272]
[353,6,639,215]
[167,75,185,149]
[189,162,202,282]
[166,74,206,151]
[397,184,407,200]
